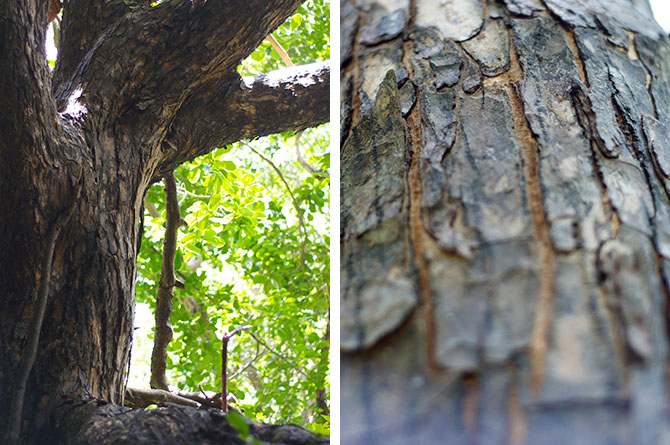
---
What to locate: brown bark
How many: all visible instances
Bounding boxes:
[0,0,329,443]
[150,173,179,391]
[341,0,670,443]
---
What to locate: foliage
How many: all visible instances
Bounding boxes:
[131,0,330,431]
[241,0,329,75]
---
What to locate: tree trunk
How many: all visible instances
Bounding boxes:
[0,1,328,443]
[341,0,670,443]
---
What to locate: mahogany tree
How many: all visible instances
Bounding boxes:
[0,0,329,443]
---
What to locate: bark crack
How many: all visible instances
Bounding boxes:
[571,86,621,236]
[506,33,555,397]
[558,23,589,87]
[462,373,480,441]
[348,9,367,137]
[608,68,670,372]
[401,1,441,371]
[506,365,527,445]
[631,34,660,120]
[535,0,589,87]
[652,248,670,363]
[638,125,670,357]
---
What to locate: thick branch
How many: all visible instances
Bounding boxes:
[0,1,57,163]
[53,0,130,88]
[221,326,252,412]
[62,399,328,444]
[54,0,305,125]
[157,62,330,175]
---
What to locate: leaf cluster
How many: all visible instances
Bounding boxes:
[135,124,330,427]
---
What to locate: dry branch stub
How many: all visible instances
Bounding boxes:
[221,326,252,412]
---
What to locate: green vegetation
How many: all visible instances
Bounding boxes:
[130,0,330,433]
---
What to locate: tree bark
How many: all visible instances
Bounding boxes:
[0,0,328,443]
[341,0,670,443]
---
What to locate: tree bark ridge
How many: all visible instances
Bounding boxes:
[341,0,670,443]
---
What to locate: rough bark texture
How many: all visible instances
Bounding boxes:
[341,0,670,443]
[0,0,328,443]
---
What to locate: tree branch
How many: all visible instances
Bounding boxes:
[53,0,130,88]
[54,0,305,125]
[157,62,330,175]
[266,34,294,67]
[247,331,309,379]
[150,173,180,390]
[66,397,328,444]
[124,387,199,409]
[221,326,252,412]
[242,142,307,235]
[295,131,327,178]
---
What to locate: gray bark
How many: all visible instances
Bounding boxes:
[341,1,670,443]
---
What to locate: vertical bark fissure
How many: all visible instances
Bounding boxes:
[652,248,670,356]
[608,77,657,221]
[638,124,670,354]
[506,33,555,397]
[571,88,630,377]
[594,251,630,376]
[462,373,480,443]
[505,365,527,445]
[571,87,621,234]
[405,97,440,369]
[402,0,441,371]
[557,23,589,87]
[347,9,367,137]
[631,36,660,120]
[609,66,670,379]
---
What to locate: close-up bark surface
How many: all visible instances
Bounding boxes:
[341,0,670,443]
[0,0,329,443]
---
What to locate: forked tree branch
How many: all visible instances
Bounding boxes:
[53,0,305,123]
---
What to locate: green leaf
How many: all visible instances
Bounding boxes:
[131,1,330,424]
[291,14,302,31]
[175,248,183,270]
[222,160,236,171]
[227,411,250,439]
[208,193,222,210]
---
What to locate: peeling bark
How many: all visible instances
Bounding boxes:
[341,0,670,443]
